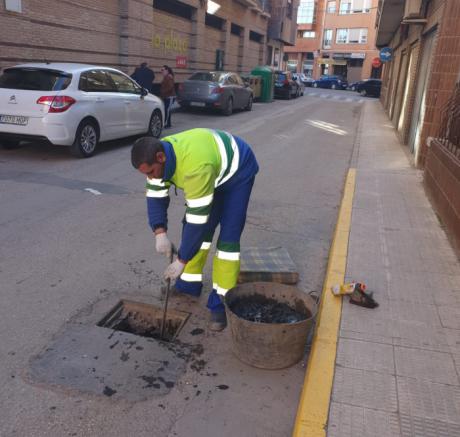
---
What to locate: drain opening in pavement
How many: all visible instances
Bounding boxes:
[97,299,190,342]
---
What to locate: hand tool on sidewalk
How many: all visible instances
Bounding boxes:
[160,244,176,340]
[331,282,379,309]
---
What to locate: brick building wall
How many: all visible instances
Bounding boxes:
[0,0,121,70]
[378,0,444,166]
[285,0,380,81]
[0,0,268,83]
[377,0,460,250]
[285,0,326,77]
[420,0,460,166]
[423,0,460,250]
[321,0,380,81]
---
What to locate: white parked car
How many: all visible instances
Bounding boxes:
[0,63,164,157]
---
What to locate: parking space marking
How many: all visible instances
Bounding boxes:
[84,188,102,195]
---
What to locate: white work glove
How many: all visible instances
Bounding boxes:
[155,232,172,258]
[164,259,186,281]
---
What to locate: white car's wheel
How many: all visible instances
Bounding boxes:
[148,110,163,138]
[70,119,99,158]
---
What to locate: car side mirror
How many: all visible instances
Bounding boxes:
[141,88,149,97]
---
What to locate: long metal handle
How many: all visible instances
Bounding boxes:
[160,245,176,340]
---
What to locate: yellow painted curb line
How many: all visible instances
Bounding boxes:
[292,169,356,437]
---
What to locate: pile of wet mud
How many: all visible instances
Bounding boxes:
[228,294,309,324]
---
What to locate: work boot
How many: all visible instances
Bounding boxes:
[208,311,227,331]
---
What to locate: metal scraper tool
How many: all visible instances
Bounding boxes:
[160,245,176,340]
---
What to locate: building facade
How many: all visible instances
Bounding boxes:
[376,0,460,248]
[285,0,381,81]
[0,0,269,82]
[284,0,325,76]
[263,0,299,69]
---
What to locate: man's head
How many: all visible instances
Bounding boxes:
[140,62,148,68]
[131,137,166,179]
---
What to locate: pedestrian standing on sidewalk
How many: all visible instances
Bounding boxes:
[160,65,176,129]
[130,62,155,93]
[131,128,259,331]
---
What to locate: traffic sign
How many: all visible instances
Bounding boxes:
[372,57,382,68]
[379,47,393,62]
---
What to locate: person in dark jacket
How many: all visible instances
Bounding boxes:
[131,62,155,92]
[160,65,176,129]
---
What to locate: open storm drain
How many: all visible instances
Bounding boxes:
[98,299,190,342]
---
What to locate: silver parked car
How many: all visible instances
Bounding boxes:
[177,71,253,116]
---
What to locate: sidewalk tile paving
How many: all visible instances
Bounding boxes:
[327,101,460,436]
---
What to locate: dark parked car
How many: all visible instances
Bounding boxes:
[274,71,299,99]
[347,80,363,91]
[355,79,382,97]
[312,75,348,90]
[177,71,253,116]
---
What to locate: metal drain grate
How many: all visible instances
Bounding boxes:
[97,299,190,342]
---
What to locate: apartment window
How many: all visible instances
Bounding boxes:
[301,31,316,38]
[339,0,370,14]
[297,0,315,24]
[153,0,194,20]
[249,31,263,43]
[336,28,368,44]
[5,0,22,12]
[323,29,333,48]
[231,23,243,36]
[205,13,224,30]
[327,1,336,13]
[336,29,348,44]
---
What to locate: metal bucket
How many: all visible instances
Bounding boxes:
[224,282,317,369]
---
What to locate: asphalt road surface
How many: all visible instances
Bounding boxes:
[0,89,364,437]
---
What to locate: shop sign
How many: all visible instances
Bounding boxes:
[333,53,365,60]
[151,30,188,54]
[372,57,382,68]
[317,58,347,65]
[333,53,351,59]
[176,56,187,69]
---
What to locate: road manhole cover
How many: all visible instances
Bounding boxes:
[97,299,190,342]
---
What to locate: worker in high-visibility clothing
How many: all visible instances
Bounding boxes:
[131,128,259,331]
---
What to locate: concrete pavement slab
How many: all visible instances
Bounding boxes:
[336,339,395,375]
[327,100,460,436]
[328,402,401,437]
[397,377,460,424]
[331,367,398,412]
[399,415,460,437]
[394,347,458,385]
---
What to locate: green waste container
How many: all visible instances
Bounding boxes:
[251,66,275,103]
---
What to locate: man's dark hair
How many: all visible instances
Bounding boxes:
[131,137,164,169]
[141,62,148,68]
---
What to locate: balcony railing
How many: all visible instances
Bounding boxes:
[437,82,460,159]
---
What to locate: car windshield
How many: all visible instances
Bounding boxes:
[0,68,72,91]
[188,72,225,82]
